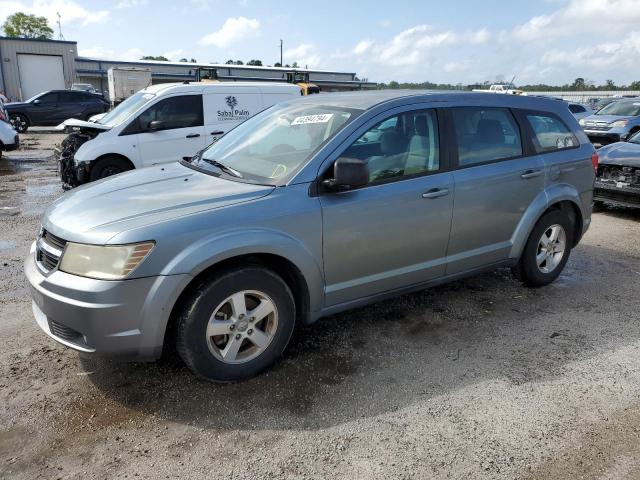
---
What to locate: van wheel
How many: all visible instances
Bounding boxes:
[176,267,296,382]
[516,210,573,287]
[10,114,29,133]
[89,156,132,181]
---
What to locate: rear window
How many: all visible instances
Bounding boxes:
[525,112,578,152]
[451,107,523,167]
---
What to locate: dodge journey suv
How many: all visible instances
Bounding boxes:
[25,91,596,382]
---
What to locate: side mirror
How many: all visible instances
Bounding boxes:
[33,99,41,105]
[148,120,165,131]
[323,157,369,190]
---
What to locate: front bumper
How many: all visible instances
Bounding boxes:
[584,130,622,146]
[594,180,640,208]
[25,243,190,360]
[1,133,19,151]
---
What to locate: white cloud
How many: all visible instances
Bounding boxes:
[379,19,390,28]
[199,16,260,48]
[283,43,322,68]
[163,49,184,61]
[116,0,147,8]
[0,0,109,27]
[78,46,114,58]
[353,40,373,55]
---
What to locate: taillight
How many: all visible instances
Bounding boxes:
[591,151,599,173]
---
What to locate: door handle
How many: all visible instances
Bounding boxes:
[422,188,449,199]
[186,133,201,138]
[211,130,224,135]
[520,169,542,179]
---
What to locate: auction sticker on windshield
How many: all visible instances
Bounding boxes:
[291,114,334,125]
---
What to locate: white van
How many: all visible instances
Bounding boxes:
[57,82,301,187]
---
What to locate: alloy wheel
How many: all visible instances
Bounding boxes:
[206,290,278,364]
[536,224,566,274]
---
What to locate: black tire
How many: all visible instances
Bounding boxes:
[89,156,133,181]
[516,210,573,287]
[10,114,29,133]
[176,267,296,382]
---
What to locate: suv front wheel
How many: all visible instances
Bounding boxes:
[176,267,296,382]
[516,210,573,287]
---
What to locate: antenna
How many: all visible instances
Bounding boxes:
[56,12,64,40]
[279,39,283,66]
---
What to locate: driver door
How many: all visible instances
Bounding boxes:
[135,94,206,166]
[320,108,454,306]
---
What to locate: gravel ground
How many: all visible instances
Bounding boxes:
[1,132,640,479]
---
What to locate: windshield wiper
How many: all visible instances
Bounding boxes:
[200,158,243,178]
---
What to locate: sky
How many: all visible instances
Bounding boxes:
[0,0,639,86]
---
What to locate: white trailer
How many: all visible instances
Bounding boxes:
[107,67,152,105]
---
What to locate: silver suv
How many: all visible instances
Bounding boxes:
[25,92,597,382]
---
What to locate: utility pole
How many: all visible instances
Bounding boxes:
[56,12,65,40]
[279,39,283,66]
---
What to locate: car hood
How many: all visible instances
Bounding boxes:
[597,141,640,167]
[56,118,111,131]
[43,162,274,243]
[583,114,636,125]
[3,102,28,110]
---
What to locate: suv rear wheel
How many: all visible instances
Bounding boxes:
[516,210,573,287]
[176,267,296,382]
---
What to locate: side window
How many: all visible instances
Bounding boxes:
[137,95,203,131]
[525,112,578,152]
[451,107,522,167]
[342,109,440,184]
[568,104,585,114]
[38,93,58,104]
[58,92,80,103]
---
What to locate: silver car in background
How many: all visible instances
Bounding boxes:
[25,91,596,382]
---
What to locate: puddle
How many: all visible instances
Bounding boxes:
[25,183,61,198]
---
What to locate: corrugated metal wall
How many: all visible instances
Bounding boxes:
[0,37,78,101]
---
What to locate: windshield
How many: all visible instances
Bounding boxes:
[629,130,640,144]
[188,103,360,184]
[596,101,640,116]
[98,92,155,127]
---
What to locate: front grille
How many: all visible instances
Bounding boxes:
[584,123,612,131]
[36,229,67,273]
[48,319,81,341]
[42,230,66,251]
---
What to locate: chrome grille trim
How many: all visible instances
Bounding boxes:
[35,229,67,274]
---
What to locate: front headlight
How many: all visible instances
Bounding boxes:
[578,118,586,126]
[59,241,155,280]
[610,120,628,128]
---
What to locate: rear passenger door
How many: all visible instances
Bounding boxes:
[320,108,454,306]
[57,92,85,122]
[134,94,206,166]
[446,106,545,274]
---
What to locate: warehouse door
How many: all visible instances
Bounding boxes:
[17,54,65,100]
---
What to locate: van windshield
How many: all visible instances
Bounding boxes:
[98,92,155,127]
[187,103,360,184]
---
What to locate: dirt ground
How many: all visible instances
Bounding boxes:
[1,131,640,480]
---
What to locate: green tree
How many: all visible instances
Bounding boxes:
[247,59,263,66]
[291,61,299,68]
[274,62,282,67]
[605,79,616,90]
[190,58,197,63]
[571,77,585,90]
[2,12,53,39]
[629,80,640,90]
[179,58,188,62]
[141,55,169,61]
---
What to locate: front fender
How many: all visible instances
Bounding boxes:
[74,136,138,168]
[161,228,325,315]
[509,183,587,259]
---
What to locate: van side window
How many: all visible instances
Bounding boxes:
[138,95,203,131]
[342,109,439,184]
[525,113,578,152]
[451,107,522,167]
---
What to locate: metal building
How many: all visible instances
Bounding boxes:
[0,37,79,101]
[0,37,376,102]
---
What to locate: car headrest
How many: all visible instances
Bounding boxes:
[414,116,428,137]
[476,119,504,144]
[380,130,403,154]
